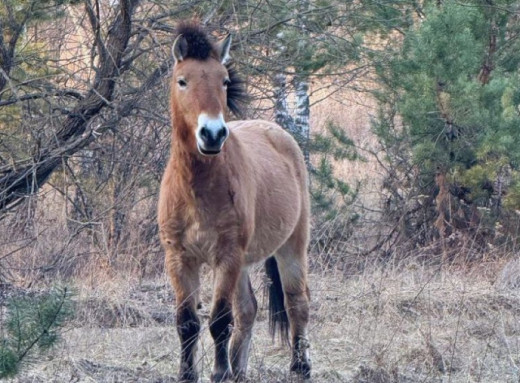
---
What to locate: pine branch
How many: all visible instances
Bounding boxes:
[0,286,74,379]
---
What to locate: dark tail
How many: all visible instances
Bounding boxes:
[265,256,289,345]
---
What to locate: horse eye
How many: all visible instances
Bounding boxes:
[177,78,187,88]
[223,79,231,87]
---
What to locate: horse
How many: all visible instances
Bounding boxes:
[158,23,311,382]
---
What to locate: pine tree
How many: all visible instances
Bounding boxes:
[310,121,361,217]
[0,286,74,378]
[371,0,520,243]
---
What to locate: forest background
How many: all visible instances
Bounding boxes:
[1,0,520,382]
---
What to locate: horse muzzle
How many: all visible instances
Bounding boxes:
[196,114,229,156]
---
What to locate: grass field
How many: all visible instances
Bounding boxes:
[7,255,520,383]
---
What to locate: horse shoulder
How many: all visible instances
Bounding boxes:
[158,162,196,249]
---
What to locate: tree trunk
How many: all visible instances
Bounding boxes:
[294,75,310,166]
[293,0,311,166]
[477,14,497,85]
[272,0,312,166]
[274,73,296,134]
[0,0,141,217]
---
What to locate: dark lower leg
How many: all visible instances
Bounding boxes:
[176,304,201,382]
[291,334,311,379]
[209,298,234,382]
[166,255,201,383]
[275,250,312,380]
[285,292,311,379]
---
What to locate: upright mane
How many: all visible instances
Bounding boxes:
[225,64,247,117]
[175,23,248,117]
[176,23,215,61]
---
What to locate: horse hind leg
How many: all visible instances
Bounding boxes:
[273,232,311,379]
[230,270,258,381]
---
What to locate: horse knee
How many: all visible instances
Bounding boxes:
[176,305,200,342]
[209,299,233,342]
[236,295,257,331]
[243,299,258,328]
[285,291,309,317]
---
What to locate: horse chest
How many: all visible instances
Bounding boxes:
[181,220,219,262]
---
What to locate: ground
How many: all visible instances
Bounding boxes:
[7,258,520,383]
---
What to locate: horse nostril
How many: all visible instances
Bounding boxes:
[200,127,209,140]
[217,127,227,140]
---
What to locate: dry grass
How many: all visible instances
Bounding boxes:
[8,257,520,383]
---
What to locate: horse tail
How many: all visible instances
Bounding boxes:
[265,256,289,345]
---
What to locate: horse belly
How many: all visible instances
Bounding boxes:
[245,229,295,264]
[244,176,302,264]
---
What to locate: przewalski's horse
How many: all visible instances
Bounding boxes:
[158,23,311,382]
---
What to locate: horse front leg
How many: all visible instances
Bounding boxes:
[209,254,242,382]
[165,250,201,383]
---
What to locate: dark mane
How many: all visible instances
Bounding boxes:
[226,63,248,118]
[176,23,248,117]
[176,23,215,60]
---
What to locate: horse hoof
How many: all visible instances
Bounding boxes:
[290,359,311,380]
[178,369,198,382]
[233,371,247,382]
[211,369,232,382]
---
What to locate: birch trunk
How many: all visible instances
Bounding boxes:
[294,75,310,166]
[273,0,311,166]
[293,0,311,166]
[274,73,296,135]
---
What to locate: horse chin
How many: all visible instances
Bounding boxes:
[197,144,221,156]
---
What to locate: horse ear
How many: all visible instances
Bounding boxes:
[172,34,187,64]
[216,34,232,64]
